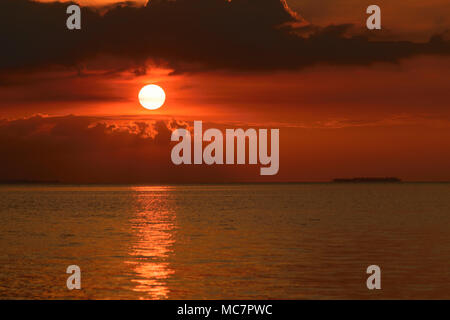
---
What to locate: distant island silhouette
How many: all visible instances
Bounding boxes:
[333,177,401,183]
[0,179,61,184]
[0,178,408,184]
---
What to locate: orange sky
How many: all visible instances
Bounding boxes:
[2,56,450,124]
[1,0,449,182]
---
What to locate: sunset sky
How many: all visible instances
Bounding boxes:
[1,0,449,183]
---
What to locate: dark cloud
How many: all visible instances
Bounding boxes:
[1,0,449,75]
[1,114,450,183]
[0,115,265,183]
[0,115,166,183]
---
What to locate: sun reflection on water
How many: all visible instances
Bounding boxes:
[126,187,176,299]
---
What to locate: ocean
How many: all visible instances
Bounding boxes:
[0,183,449,299]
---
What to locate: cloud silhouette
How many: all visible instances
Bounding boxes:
[1,0,449,75]
[2,114,450,183]
[0,115,267,183]
[0,115,170,182]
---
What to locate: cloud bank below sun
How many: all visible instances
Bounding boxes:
[0,115,449,183]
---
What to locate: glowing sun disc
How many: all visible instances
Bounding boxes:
[138,84,166,110]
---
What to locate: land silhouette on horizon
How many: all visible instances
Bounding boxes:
[333,177,402,183]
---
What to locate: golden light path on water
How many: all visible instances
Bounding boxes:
[126,186,176,299]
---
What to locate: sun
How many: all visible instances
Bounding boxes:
[138,84,166,110]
